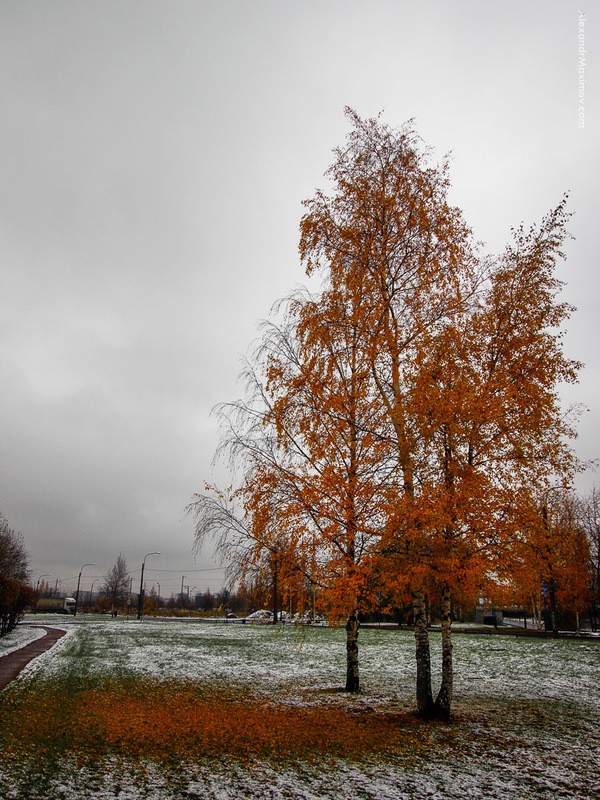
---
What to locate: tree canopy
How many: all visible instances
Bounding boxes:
[191,109,586,719]
[0,511,32,637]
[101,554,130,610]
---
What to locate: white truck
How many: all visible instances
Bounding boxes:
[33,597,76,614]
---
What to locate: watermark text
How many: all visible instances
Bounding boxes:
[578,11,586,128]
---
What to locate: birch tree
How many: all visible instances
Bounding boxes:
[190,287,390,691]
[300,109,580,718]
[191,108,581,718]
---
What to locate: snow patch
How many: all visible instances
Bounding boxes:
[0,624,47,657]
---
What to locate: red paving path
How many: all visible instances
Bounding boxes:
[0,626,66,689]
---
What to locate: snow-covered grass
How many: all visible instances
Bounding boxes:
[0,623,47,657]
[1,618,599,799]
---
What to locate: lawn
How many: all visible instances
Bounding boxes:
[1,618,598,799]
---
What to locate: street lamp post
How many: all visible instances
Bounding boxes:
[137,552,161,620]
[74,563,95,617]
[35,574,49,611]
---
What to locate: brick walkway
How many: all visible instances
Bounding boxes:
[0,626,66,689]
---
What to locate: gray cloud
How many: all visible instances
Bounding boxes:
[0,0,597,596]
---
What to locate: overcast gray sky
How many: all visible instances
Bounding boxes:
[1,1,597,599]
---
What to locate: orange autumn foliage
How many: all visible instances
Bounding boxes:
[2,678,420,764]
[298,110,581,718]
[501,490,594,627]
[191,109,583,719]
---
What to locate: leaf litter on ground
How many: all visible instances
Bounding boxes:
[1,617,598,799]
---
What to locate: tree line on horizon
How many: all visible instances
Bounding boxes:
[189,109,599,721]
[33,555,239,616]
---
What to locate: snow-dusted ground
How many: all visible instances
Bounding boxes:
[0,623,47,657]
[2,617,599,799]
[18,617,598,705]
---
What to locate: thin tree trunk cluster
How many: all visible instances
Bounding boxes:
[190,109,585,722]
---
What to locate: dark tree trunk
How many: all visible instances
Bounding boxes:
[345,611,360,692]
[272,556,278,625]
[434,585,453,720]
[412,590,434,718]
[548,578,559,638]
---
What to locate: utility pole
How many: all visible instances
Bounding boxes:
[137,552,161,620]
[74,563,95,617]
